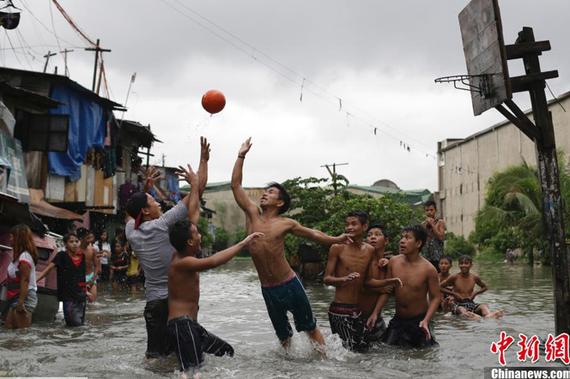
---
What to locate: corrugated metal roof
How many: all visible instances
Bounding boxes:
[0,66,125,111]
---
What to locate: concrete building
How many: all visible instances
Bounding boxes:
[438,90,570,238]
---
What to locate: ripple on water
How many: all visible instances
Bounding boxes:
[0,260,559,378]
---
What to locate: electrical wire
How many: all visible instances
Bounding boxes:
[4,30,23,66]
[48,0,63,57]
[158,0,437,160]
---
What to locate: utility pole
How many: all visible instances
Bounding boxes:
[509,27,569,335]
[161,154,166,167]
[43,51,57,73]
[85,39,111,92]
[59,48,74,77]
[321,162,348,196]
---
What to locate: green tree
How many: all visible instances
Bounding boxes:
[212,227,229,251]
[445,232,476,259]
[471,163,548,263]
[281,177,422,258]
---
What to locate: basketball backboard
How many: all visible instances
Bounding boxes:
[459,0,511,115]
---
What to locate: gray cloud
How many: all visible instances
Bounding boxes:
[6,0,570,190]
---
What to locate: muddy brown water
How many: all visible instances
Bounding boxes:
[0,260,563,378]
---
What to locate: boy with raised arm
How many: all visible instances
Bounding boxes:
[231,138,351,350]
[167,163,263,379]
[367,225,440,348]
[440,255,504,319]
[324,212,400,351]
[125,137,210,360]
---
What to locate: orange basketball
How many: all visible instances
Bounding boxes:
[201,89,226,114]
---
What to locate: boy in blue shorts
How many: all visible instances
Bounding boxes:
[231,138,352,351]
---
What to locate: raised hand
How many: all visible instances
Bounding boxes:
[176,164,198,186]
[140,166,163,191]
[238,137,252,157]
[200,136,211,162]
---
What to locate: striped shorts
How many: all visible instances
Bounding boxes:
[328,302,367,351]
[167,315,234,372]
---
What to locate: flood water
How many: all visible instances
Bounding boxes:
[0,259,563,378]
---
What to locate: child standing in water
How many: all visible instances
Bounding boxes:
[5,224,38,329]
[37,233,92,326]
[110,240,129,291]
[367,225,440,348]
[167,163,263,378]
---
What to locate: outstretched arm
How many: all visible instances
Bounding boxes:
[290,220,351,246]
[178,232,264,272]
[365,257,393,294]
[198,137,210,196]
[176,164,200,225]
[36,262,56,282]
[231,138,258,217]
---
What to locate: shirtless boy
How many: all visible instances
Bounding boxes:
[367,225,440,348]
[438,256,454,313]
[231,138,351,349]
[167,164,263,378]
[422,200,445,272]
[440,255,504,319]
[360,224,392,343]
[324,212,399,351]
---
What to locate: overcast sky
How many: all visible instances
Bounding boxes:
[3,0,569,191]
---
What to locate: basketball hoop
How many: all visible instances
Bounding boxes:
[434,74,494,98]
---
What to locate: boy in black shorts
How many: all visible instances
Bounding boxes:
[167,164,263,378]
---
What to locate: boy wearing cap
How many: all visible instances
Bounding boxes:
[125,137,210,359]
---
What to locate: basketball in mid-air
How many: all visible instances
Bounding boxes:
[201,90,226,114]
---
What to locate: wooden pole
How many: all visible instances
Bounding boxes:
[43,51,57,73]
[517,27,570,335]
[85,39,111,92]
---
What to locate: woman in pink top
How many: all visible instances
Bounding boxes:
[5,224,38,329]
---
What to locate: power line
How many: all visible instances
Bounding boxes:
[4,30,23,67]
[18,0,78,47]
[157,0,437,160]
[48,0,63,56]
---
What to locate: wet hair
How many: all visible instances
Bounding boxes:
[401,224,427,250]
[439,255,452,264]
[10,224,38,264]
[367,223,388,239]
[126,192,149,219]
[169,220,197,253]
[346,210,368,226]
[424,200,437,209]
[63,232,78,244]
[458,255,473,264]
[265,182,291,214]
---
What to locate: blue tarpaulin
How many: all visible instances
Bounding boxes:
[48,84,106,181]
